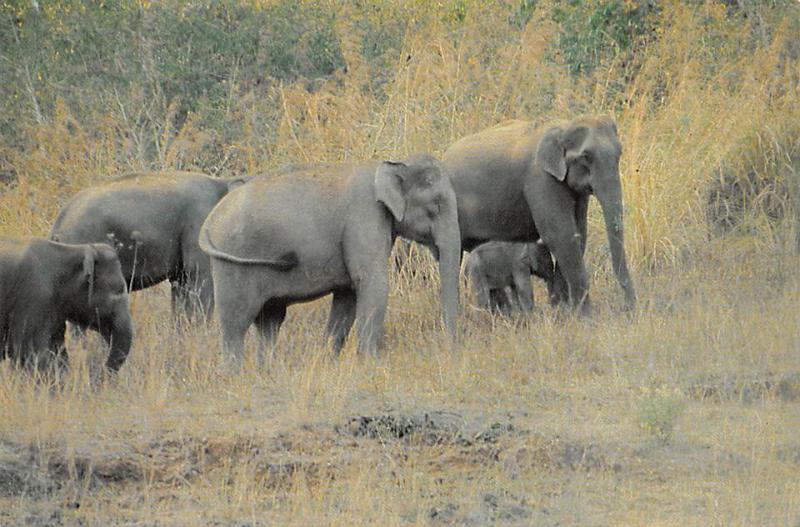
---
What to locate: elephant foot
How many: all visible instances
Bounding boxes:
[220,352,245,375]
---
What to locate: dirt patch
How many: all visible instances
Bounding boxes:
[337,410,622,479]
[685,372,800,403]
[424,491,534,526]
[0,433,334,498]
[336,410,516,446]
[501,434,620,476]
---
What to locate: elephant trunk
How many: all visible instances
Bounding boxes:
[595,179,637,309]
[104,299,134,371]
[435,199,461,340]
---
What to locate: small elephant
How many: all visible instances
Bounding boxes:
[466,241,557,314]
[50,171,244,320]
[444,116,636,313]
[0,236,133,371]
[199,155,461,366]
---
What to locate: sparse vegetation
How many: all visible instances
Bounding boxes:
[635,385,686,444]
[1,0,799,525]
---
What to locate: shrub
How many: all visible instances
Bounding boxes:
[635,386,685,444]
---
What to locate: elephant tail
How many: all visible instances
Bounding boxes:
[199,227,298,271]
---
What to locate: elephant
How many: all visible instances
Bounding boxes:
[444,115,636,313]
[199,154,461,366]
[50,171,245,320]
[465,240,557,314]
[0,236,133,371]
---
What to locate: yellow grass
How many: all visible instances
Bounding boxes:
[1,1,799,525]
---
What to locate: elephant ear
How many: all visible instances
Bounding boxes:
[82,245,97,301]
[536,126,567,182]
[374,161,407,223]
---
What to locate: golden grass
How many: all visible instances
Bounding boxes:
[1,1,799,525]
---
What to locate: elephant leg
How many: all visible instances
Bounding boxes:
[353,272,389,356]
[26,321,59,372]
[213,262,264,371]
[170,279,191,325]
[468,264,492,311]
[537,243,566,306]
[512,270,535,313]
[489,288,508,314]
[539,217,591,314]
[254,301,287,366]
[549,266,569,306]
[49,324,68,371]
[502,286,518,314]
[548,198,588,309]
[171,270,213,324]
[194,273,214,321]
[475,283,492,311]
[181,233,216,321]
[326,288,357,354]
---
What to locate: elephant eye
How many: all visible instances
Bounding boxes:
[582,151,594,164]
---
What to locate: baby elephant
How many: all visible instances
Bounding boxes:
[466,241,557,314]
[0,236,133,371]
[200,154,461,367]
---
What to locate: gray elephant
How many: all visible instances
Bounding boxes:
[199,154,461,365]
[444,116,636,313]
[465,241,557,314]
[0,236,133,371]
[50,171,244,320]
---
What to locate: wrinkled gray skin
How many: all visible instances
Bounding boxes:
[444,116,636,313]
[0,237,133,371]
[200,155,461,366]
[50,171,244,320]
[466,241,557,314]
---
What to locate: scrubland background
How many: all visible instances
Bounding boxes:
[1,1,799,525]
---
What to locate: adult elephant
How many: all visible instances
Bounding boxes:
[444,116,636,312]
[0,237,133,371]
[50,171,244,320]
[465,241,557,314]
[199,155,460,366]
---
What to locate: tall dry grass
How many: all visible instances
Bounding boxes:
[1,1,799,525]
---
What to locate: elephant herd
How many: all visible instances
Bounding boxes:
[0,115,636,372]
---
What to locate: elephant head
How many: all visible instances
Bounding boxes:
[536,116,636,308]
[64,243,133,370]
[375,155,461,338]
[522,241,560,305]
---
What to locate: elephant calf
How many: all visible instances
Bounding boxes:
[200,155,461,366]
[466,241,557,314]
[0,236,133,371]
[50,171,244,320]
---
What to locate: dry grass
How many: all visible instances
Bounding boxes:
[1,1,799,525]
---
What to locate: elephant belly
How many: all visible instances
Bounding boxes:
[96,227,177,290]
[459,191,538,249]
[247,255,350,305]
[484,272,514,290]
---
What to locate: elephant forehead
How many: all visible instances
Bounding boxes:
[404,164,442,187]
